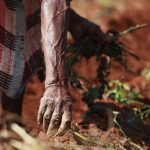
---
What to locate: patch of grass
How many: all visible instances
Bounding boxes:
[105,80,142,105]
[106,80,150,119]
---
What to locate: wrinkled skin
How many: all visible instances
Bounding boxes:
[37,86,72,136]
[0,0,112,136]
[38,0,111,136]
[37,0,72,136]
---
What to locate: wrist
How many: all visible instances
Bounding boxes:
[45,77,68,89]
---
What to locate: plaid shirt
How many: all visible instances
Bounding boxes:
[0,0,43,98]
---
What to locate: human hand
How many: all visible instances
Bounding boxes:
[37,86,72,136]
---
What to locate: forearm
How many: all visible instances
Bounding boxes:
[41,0,70,88]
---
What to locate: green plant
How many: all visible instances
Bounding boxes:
[105,80,142,105]
[66,24,147,107]
[113,111,144,150]
[106,80,150,119]
[134,105,150,120]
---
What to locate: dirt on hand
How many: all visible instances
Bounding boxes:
[20,0,150,149]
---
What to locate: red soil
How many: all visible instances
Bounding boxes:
[21,0,150,149]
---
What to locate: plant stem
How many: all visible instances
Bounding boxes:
[118,24,149,37]
[113,112,144,150]
[70,130,115,150]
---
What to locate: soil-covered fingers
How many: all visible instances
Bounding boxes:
[47,101,63,136]
[37,97,48,126]
[37,89,72,136]
[37,97,55,131]
[55,100,72,136]
[42,101,55,132]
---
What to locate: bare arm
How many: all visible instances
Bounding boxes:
[37,1,111,136]
[37,0,72,136]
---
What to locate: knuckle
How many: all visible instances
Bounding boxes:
[39,103,46,112]
[52,118,60,126]
[66,101,72,108]
[40,107,46,114]
[44,114,50,120]
[52,111,62,120]
[53,111,60,117]
[53,117,61,125]
[48,100,54,106]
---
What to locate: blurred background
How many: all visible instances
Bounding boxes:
[0,0,149,149]
[22,0,150,130]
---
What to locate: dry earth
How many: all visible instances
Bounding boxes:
[1,0,150,149]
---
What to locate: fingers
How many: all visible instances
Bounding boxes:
[42,101,54,132]
[55,100,72,136]
[37,98,47,125]
[38,97,72,136]
[47,101,63,136]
